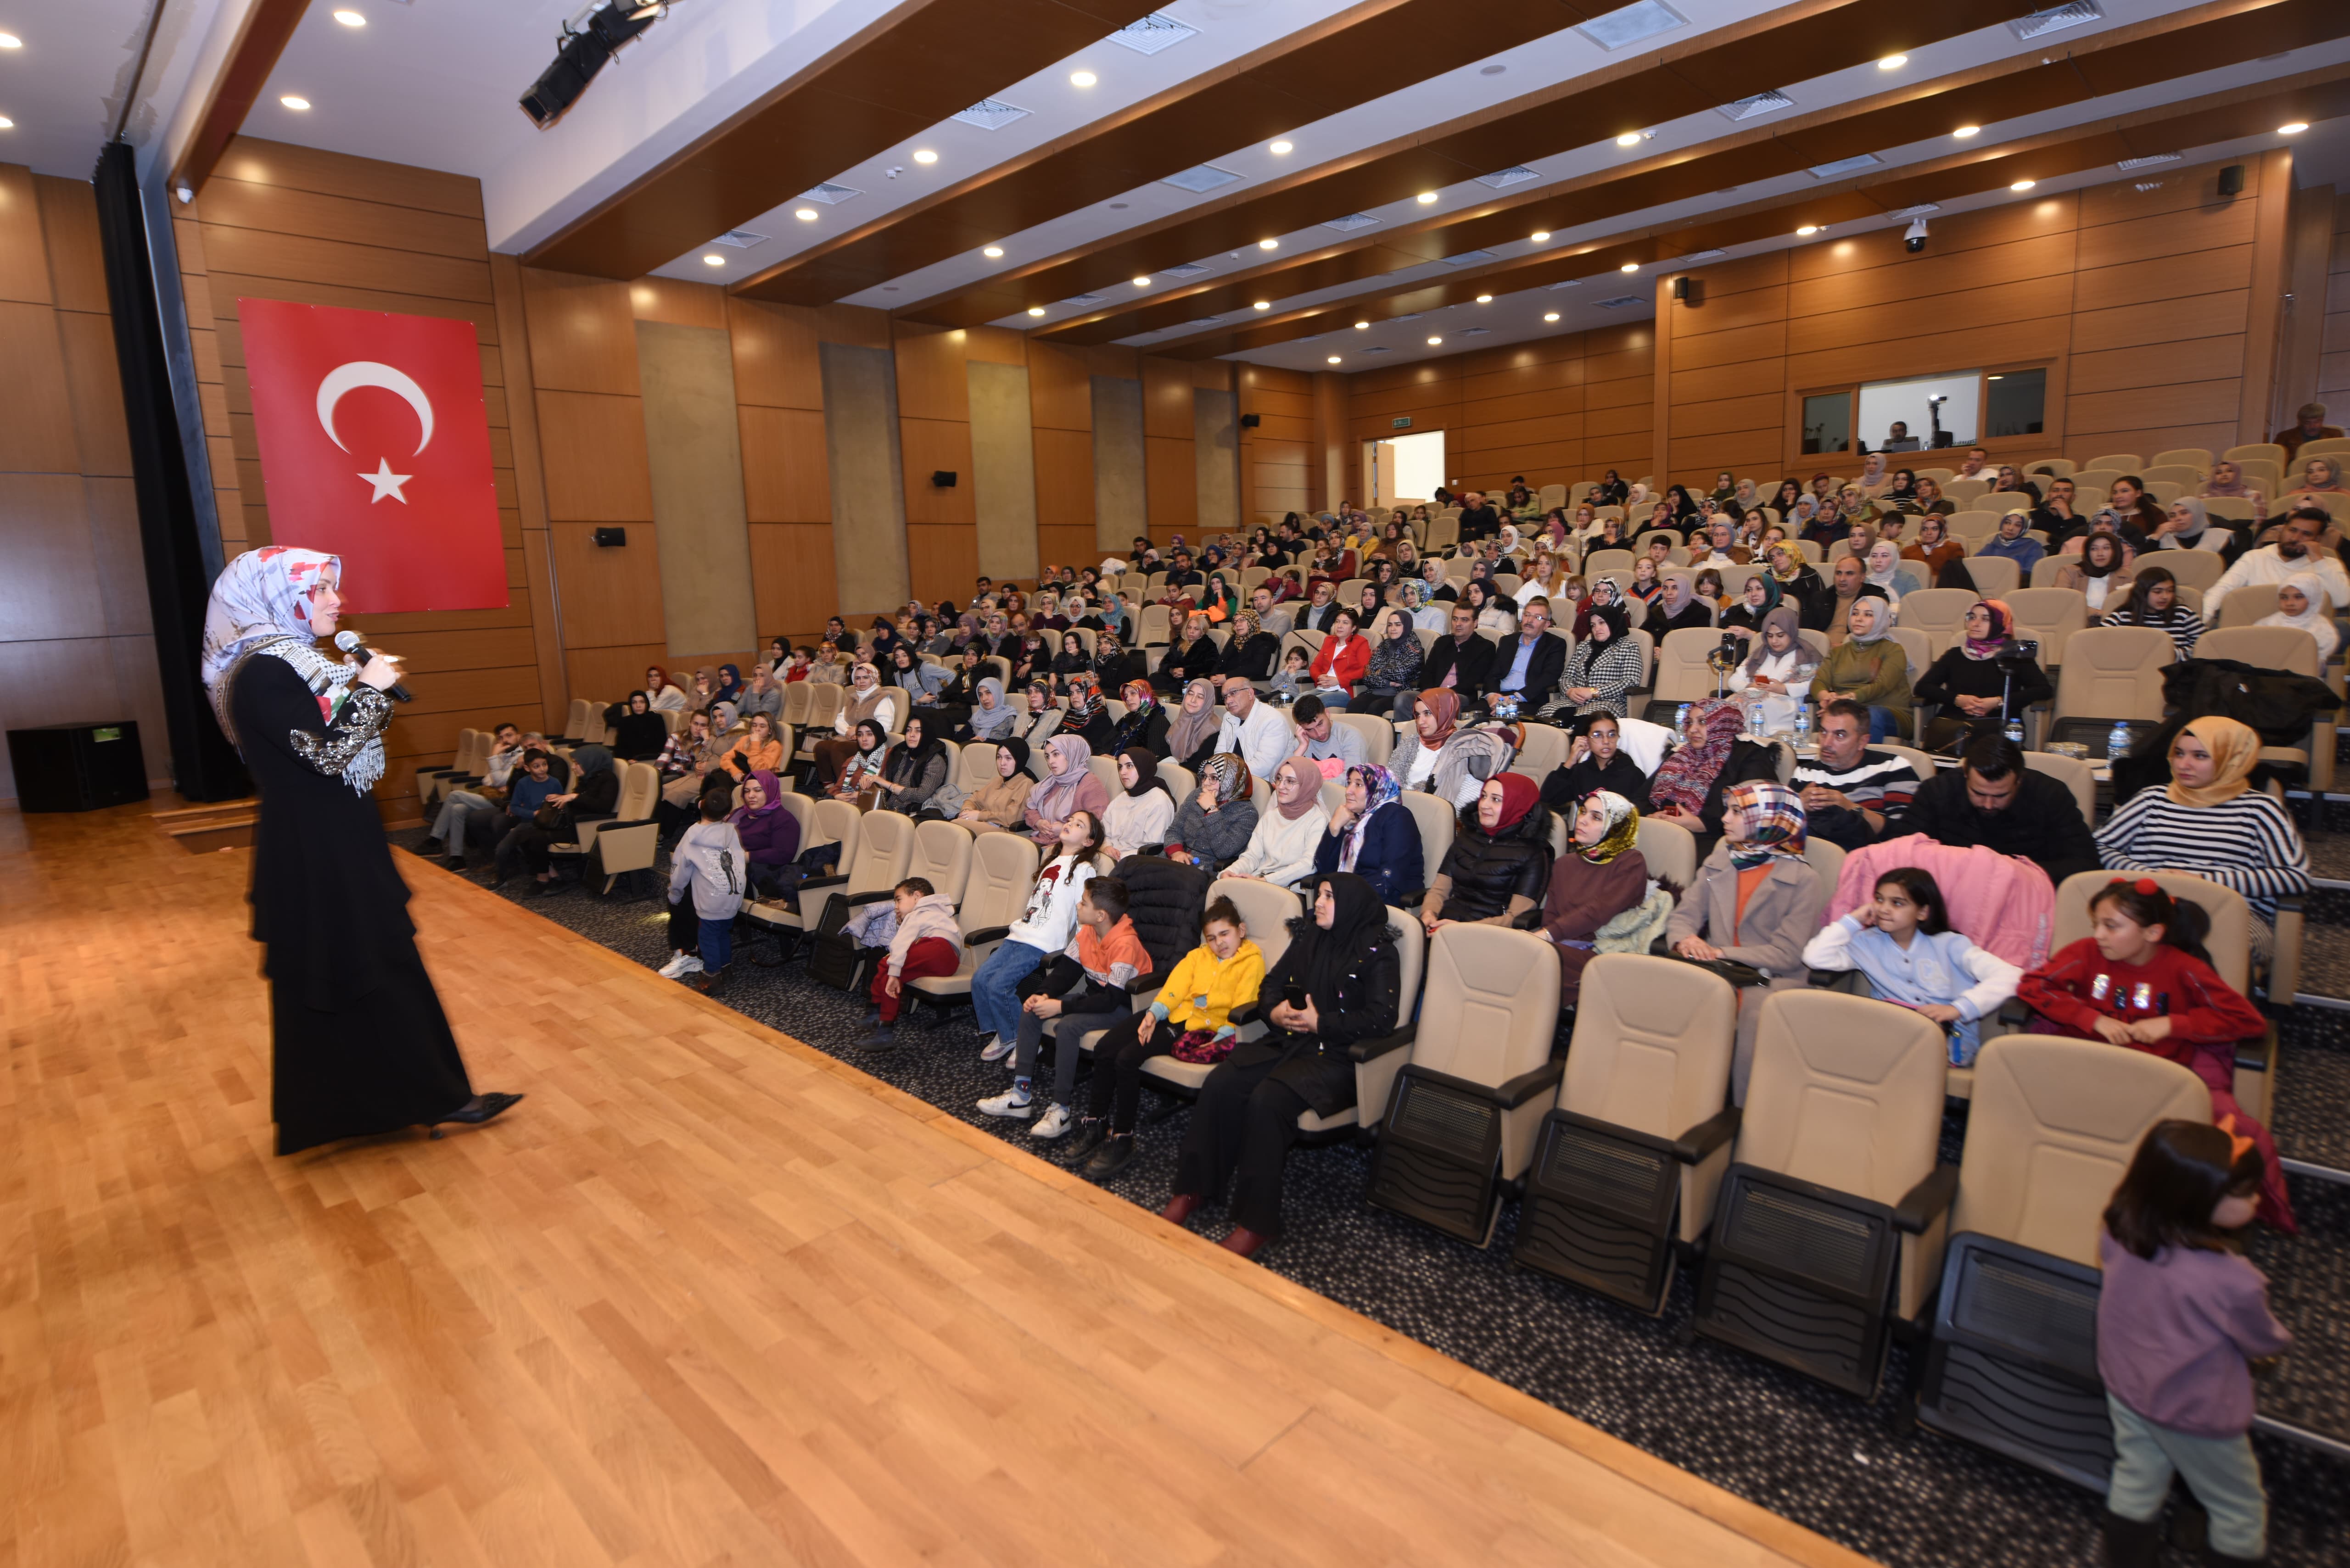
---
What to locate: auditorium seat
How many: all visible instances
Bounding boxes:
[1690,989,1955,1398]
[903,830,1040,1010]
[1914,1035,2210,1490]
[2197,625,2335,790]
[417,727,480,809]
[2042,625,2171,755]
[577,761,663,894]
[742,797,863,955]
[1898,589,1977,658]
[793,808,915,942]
[1512,954,1740,1313]
[1362,924,1564,1246]
[1962,554,2020,597]
[1397,792,1455,900]
[907,819,974,905]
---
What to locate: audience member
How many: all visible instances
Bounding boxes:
[661,790,745,994]
[1979,509,2046,571]
[1220,757,1331,888]
[2258,574,2339,661]
[605,690,669,761]
[954,739,1036,835]
[2206,508,2346,616]
[1162,873,1402,1257]
[971,811,1104,1062]
[722,709,786,783]
[2100,568,2206,661]
[1358,603,1427,713]
[1108,679,1169,756]
[2162,493,2242,550]
[1164,678,1220,768]
[808,663,899,787]
[2274,399,2343,462]
[1103,748,1177,859]
[1667,781,1825,1101]
[2096,718,2309,952]
[2054,533,2133,614]
[1023,735,1111,850]
[1209,681,1295,782]
[424,720,524,861]
[1292,694,1365,774]
[1914,599,2051,749]
[1645,698,1779,848]
[1539,790,1649,1004]
[1212,609,1279,694]
[1811,596,1911,741]
[977,875,1153,1138]
[1419,771,1550,934]
[1802,867,2020,1066]
[467,745,560,873]
[1309,608,1372,705]
[1311,762,1422,904]
[1557,602,1643,717]
[1903,733,2099,886]
[1792,698,1921,851]
[1165,753,1260,875]
[852,877,966,1050]
[1489,599,1565,710]
[728,768,800,899]
[1540,710,1655,814]
[1725,607,1815,732]
[1862,539,1921,604]
[829,718,890,802]
[1410,602,1497,712]
[1152,612,1221,694]
[870,713,951,816]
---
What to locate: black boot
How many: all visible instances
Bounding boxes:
[1062,1118,1108,1166]
[2101,1511,2160,1568]
[1083,1132,1136,1182]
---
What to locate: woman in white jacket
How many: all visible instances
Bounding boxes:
[1219,758,1332,889]
[1725,607,1817,734]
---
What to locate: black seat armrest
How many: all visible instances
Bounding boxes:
[798,873,850,893]
[1807,969,1844,988]
[1491,1059,1566,1108]
[1120,972,1164,994]
[1997,997,2031,1027]
[1670,1105,1741,1164]
[1347,1023,1419,1063]
[1892,1164,1960,1234]
[965,924,1013,946]
[1230,1002,1261,1027]
[844,888,893,907]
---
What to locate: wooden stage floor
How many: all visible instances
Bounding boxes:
[2,799,1873,1568]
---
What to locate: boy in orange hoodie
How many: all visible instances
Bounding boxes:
[976,876,1153,1139]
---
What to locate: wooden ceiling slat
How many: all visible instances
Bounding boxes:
[895,0,2029,329]
[522,0,1163,279]
[732,0,1599,306]
[1037,0,2343,345]
[1160,68,2350,360]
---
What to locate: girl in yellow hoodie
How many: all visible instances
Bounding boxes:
[1067,896,1265,1182]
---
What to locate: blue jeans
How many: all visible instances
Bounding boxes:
[971,940,1049,1040]
[1867,705,1900,742]
[2107,1394,2267,1558]
[698,911,733,972]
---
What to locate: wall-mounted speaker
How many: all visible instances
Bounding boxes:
[1672,275,1701,304]
[592,526,627,547]
[1240,412,1261,428]
[930,470,958,488]
[2217,163,2245,197]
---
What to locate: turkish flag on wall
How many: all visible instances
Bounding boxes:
[238,299,509,613]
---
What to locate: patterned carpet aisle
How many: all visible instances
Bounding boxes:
[393,825,2350,1568]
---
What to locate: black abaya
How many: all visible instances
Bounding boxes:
[230,654,474,1152]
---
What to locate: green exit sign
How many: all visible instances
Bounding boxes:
[1391,417,1412,430]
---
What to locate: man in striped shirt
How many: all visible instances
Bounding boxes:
[1792,699,1923,851]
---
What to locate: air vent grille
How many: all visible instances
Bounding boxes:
[1161,262,1212,279]
[1324,212,1381,231]
[1477,167,1540,190]
[951,99,1030,131]
[1807,153,1880,179]
[2009,1,2101,42]
[1443,250,1495,267]
[799,182,861,204]
[1717,89,1793,123]
[1594,294,1646,310]
[1108,12,1197,54]
[2117,153,2182,171]
[1577,0,1688,52]
[710,229,768,248]
[1163,164,1242,194]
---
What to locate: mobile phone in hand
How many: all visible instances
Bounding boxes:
[1283,981,1308,1011]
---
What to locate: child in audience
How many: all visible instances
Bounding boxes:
[1069,896,1265,1181]
[1801,867,2021,1065]
[2019,878,2294,1231]
[1268,645,1315,702]
[662,791,746,995]
[970,810,1104,1062]
[977,876,1153,1137]
[853,877,965,1051]
[2096,1120,2291,1568]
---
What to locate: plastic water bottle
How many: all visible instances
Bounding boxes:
[2004,720,2025,745]
[1793,703,1811,743]
[1748,705,1766,740]
[2107,720,2132,760]
[1676,703,1691,731]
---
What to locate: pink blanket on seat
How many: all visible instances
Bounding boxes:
[1829,834,2055,971]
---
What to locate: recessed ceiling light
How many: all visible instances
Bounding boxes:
[1069,70,1097,86]
[0,116,12,128]
[794,208,818,221]
[1258,238,1278,251]
[1416,191,1438,204]
[1530,230,1550,242]
[0,32,20,46]
[913,149,938,164]
[2010,178,2036,191]
[1427,335,1443,345]
[1615,131,1643,148]
[1619,262,1639,273]
[1543,312,1560,322]
[1027,307,1046,317]
[1796,224,1818,236]
[280,95,311,110]
[2279,122,2308,134]
[1953,125,1981,139]
[1326,355,1341,364]
[701,254,725,267]
[1475,294,1492,303]
[1878,53,1907,69]
[1270,140,1292,155]
[1354,320,1370,329]
[1133,276,1151,287]
[332,9,364,26]
[983,245,1003,257]
[1253,300,1271,310]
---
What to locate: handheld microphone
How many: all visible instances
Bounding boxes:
[334,630,413,702]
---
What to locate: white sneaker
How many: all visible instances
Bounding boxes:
[658,953,691,978]
[671,955,704,978]
[977,1088,1033,1119]
[980,1034,1017,1063]
[1030,1103,1073,1139]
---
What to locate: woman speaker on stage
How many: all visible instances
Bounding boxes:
[201,547,520,1154]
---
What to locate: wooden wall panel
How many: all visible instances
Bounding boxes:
[749,523,839,644]
[2318,192,2350,424]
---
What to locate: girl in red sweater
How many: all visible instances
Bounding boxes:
[2018,879,2293,1231]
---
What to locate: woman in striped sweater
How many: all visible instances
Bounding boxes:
[2096,717,2307,956]
[2096,566,2205,662]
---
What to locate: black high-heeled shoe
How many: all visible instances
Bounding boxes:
[429,1092,524,1138]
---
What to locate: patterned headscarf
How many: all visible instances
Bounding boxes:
[199,546,385,794]
[1723,780,1807,869]
[1194,750,1252,808]
[1649,699,1745,816]
[1962,599,2014,661]
[1063,674,1104,725]
[1573,789,1640,865]
[1338,763,1400,873]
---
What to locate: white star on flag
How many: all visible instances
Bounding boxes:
[358,457,412,503]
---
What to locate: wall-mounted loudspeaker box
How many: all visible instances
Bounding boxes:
[930,470,958,488]
[1672,276,1699,303]
[1240,413,1261,428]
[2217,164,2245,197]
[592,527,627,547]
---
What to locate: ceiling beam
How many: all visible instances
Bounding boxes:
[728,0,1603,307]
[522,0,1161,280]
[1156,66,2350,360]
[1039,0,2337,346]
[170,0,312,200]
[891,0,2032,329]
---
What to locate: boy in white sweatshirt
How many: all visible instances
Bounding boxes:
[666,792,747,995]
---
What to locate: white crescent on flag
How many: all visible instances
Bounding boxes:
[316,360,436,453]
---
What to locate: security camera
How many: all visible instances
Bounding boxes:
[1903,218,1929,253]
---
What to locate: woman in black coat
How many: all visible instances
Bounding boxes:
[1151,613,1222,694]
[202,547,518,1154]
[1912,599,2053,750]
[1213,611,1280,692]
[1421,771,1550,932]
[1163,872,1403,1255]
[606,690,670,761]
[1539,711,1653,814]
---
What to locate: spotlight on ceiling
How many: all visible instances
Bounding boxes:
[1069,69,1096,86]
[1326,355,1341,364]
[2010,178,2035,191]
[1614,131,1642,147]
[1133,276,1151,287]
[1796,224,1818,236]
[1953,124,1980,139]
[1253,300,1271,310]
[0,31,20,46]
[1878,53,1907,69]
[1530,230,1550,242]
[1416,191,1438,204]
[333,9,365,26]
[1027,306,1046,317]
[1474,294,1492,303]
[1619,261,1639,273]
[2279,122,2308,134]
[521,0,675,128]
[1270,140,1292,155]
[983,245,1003,257]
[1258,238,1278,251]
[1354,320,1370,329]
[1427,335,1442,346]
[913,149,938,164]
[1543,312,1560,322]
[280,95,311,110]
[794,207,817,221]
[701,254,724,267]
